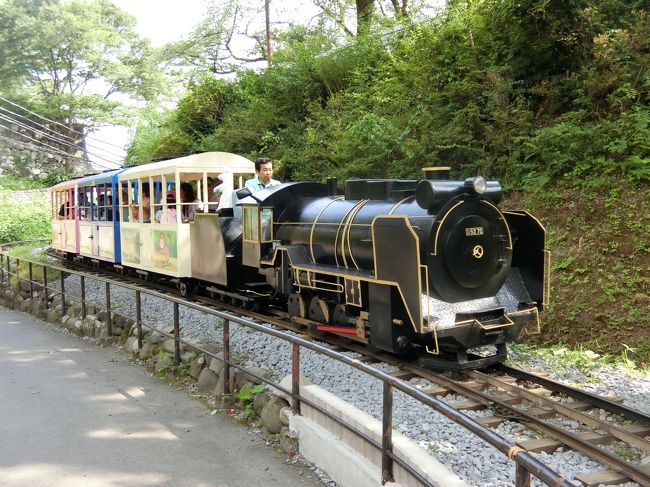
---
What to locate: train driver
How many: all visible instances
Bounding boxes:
[244,157,281,192]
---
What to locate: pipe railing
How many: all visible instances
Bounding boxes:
[0,244,572,487]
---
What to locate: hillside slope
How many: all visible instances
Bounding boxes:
[505,179,650,366]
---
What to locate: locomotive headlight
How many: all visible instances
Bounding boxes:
[472,176,487,194]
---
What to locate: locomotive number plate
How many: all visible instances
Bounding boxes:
[465,226,484,236]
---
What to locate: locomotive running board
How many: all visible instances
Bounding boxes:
[416,343,509,370]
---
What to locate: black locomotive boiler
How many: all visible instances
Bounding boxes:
[234,168,549,368]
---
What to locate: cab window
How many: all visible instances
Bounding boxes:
[243,206,259,242]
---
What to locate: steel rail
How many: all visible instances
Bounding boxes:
[498,363,650,426]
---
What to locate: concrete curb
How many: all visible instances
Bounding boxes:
[288,382,471,487]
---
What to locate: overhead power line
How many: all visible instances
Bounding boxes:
[0,104,125,160]
[0,111,120,167]
[0,121,117,170]
[0,133,116,173]
[0,94,126,151]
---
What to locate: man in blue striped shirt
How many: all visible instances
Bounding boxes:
[245,157,281,192]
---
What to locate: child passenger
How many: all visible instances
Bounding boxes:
[156,192,177,224]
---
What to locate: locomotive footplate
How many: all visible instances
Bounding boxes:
[433,307,532,349]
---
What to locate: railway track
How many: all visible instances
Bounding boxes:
[26,253,650,486]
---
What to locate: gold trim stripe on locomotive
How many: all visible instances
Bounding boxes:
[432,200,464,256]
[345,200,369,270]
[309,196,344,264]
[387,196,414,215]
[337,199,368,268]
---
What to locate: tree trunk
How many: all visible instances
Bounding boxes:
[356,0,374,34]
[265,0,272,67]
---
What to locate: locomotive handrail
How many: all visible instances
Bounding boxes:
[0,243,571,487]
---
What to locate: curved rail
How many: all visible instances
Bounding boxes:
[498,363,650,426]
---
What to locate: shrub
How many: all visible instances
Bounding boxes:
[0,194,51,244]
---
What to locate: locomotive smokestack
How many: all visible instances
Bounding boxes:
[422,167,451,180]
[326,177,337,197]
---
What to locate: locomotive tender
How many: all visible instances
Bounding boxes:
[50,153,549,368]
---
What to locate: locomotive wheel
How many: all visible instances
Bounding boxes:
[241,299,260,312]
[308,296,331,324]
[332,304,350,325]
[287,293,307,319]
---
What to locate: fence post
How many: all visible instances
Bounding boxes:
[173,302,180,365]
[42,266,48,308]
[223,320,230,394]
[16,258,20,291]
[382,382,395,484]
[105,281,112,337]
[7,256,11,289]
[59,270,65,315]
[0,254,4,283]
[28,261,34,298]
[136,290,143,349]
[515,463,531,487]
[292,342,301,414]
[80,275,87,319]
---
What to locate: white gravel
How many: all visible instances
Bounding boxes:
[58,275,650,487]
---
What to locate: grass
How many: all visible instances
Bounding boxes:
[6,244,60,281]
[508,342,649,377]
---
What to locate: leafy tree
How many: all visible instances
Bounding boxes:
[161,0,268,78]
[0,0,166,171]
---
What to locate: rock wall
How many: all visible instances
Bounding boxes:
[0,124,92,178]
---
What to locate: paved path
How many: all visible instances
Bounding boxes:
[0,307,324,487]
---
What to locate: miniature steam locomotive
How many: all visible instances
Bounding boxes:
[51,153,548,369]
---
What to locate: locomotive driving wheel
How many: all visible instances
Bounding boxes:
[287,293,307,319]
[332,304,350,325]
[308,296,331,324]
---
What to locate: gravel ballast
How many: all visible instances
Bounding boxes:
[58,275,650,487]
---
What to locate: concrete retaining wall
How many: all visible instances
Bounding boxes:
[288,383,470,487]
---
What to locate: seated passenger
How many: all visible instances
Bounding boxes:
[155,192,177,224]
[131,185,151,223]
[180,182,201,221]
[58,201,70,220]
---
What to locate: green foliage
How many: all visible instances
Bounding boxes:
[40,170,76,187]
[234,383,265,422]
[515,179,650,367]
[8,243,58,281]
[0,193,50,244]
[0,175,44,191]
[130,0,649,187]
[235,384,265,402]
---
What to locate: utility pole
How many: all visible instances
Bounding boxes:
[265,0,273,67]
